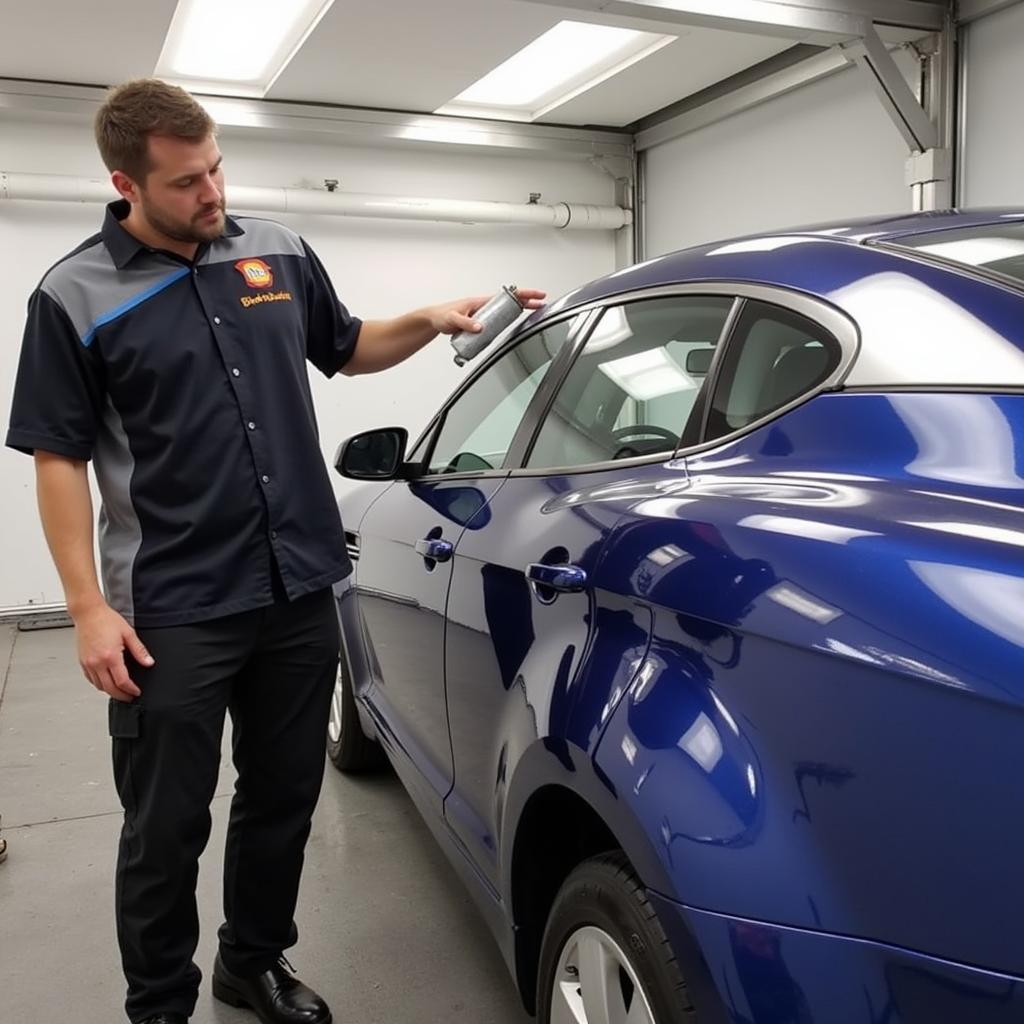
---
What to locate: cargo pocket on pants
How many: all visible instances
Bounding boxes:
[108,699,141,738]
[109,700,141,818]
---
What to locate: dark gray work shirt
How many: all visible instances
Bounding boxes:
[7,200,361,626]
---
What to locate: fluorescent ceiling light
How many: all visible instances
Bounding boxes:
[156,0,335,98]
[437,20,676,122]
[600,348,697,402]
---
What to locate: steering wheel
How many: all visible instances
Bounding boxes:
[610,425,679,444]
[609,424,679,461]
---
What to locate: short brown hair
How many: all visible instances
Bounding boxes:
[94,79,217,182]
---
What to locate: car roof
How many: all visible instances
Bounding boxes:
[537,209,1024,318]
[748,207,1024,242]
[529,208,1024,389]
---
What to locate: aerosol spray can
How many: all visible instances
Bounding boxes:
[450,285,525,366]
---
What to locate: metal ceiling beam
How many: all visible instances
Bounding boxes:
[0,79,633,162]
[518,0,945,42]
[957,0,1023,23]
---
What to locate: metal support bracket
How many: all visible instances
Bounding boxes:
[907,151,954,211]
[841,24,938,152]
[906,147,953,188]
[586,154,638,270]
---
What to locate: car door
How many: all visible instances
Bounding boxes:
[442,294,736,889]
[354,317,580,811]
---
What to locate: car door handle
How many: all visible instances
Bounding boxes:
[525,562,587,593]
[415,537,453,562]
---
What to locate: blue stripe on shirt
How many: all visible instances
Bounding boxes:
[82,267,191,347]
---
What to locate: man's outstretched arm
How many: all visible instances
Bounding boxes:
[342,290,546,375]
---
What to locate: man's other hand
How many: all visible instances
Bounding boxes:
[74,603,154,702]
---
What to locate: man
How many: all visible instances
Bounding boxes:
[6,79,543,1024]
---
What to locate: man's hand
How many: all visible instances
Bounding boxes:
[428,289,547,336]
[74,603,154,702]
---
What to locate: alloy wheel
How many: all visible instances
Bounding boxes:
[328,667,344,744]
[550,925,657,1024]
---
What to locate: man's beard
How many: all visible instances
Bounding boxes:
[140,193,226,244]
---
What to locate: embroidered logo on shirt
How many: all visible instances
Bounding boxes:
[240,291,294,309]
[234,258,274,289]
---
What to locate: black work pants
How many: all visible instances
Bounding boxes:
[109,588,339,1023]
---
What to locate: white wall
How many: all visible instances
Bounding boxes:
[0,117,617,610]
[643,54,919,255]
[961,2,1024,206]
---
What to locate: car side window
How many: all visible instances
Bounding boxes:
[425,319,575,475]
[525,296,733,470]
[704,301,841,442]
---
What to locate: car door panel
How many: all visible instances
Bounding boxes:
[442,471,655,888]
[356,475,507,811]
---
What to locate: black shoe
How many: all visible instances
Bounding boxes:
[212,954,331,1024]
[138,1015,188,1024]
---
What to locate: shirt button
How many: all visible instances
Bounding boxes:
[261,475,270,484]
[232,368,241,377]
[213,316,222,325]
[247,421,256,430]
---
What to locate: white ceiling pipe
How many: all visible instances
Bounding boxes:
[0,172,630,231]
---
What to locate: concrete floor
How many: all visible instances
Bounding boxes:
[0,624,533,1024]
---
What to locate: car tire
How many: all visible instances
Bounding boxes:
[537,851,696,1024]
[327,654,385,773]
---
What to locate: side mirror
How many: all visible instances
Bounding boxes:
[685,348,715,375]
[334,427,409,480]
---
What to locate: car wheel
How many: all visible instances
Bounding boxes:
[327,656,385,773]
[537,852,696,1024]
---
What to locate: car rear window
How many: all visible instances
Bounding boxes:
[890,222,1024,286]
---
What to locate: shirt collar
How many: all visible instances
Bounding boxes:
[102,199,245,270]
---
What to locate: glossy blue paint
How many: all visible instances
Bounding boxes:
[591,393,1024,978]
[442,470,638,890]
[351,474,508,813]
[651,894,1024,1024]
[336,210,1024,1022]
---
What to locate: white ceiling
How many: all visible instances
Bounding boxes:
[0,0,924,129]
[0,1,178,87]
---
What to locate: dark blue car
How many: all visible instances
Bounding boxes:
[328,210,1024,1024]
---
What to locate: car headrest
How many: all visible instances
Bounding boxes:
[758,345,831,414]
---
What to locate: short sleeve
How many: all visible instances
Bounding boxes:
[301,239,363,377]
[6,287,105,459]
